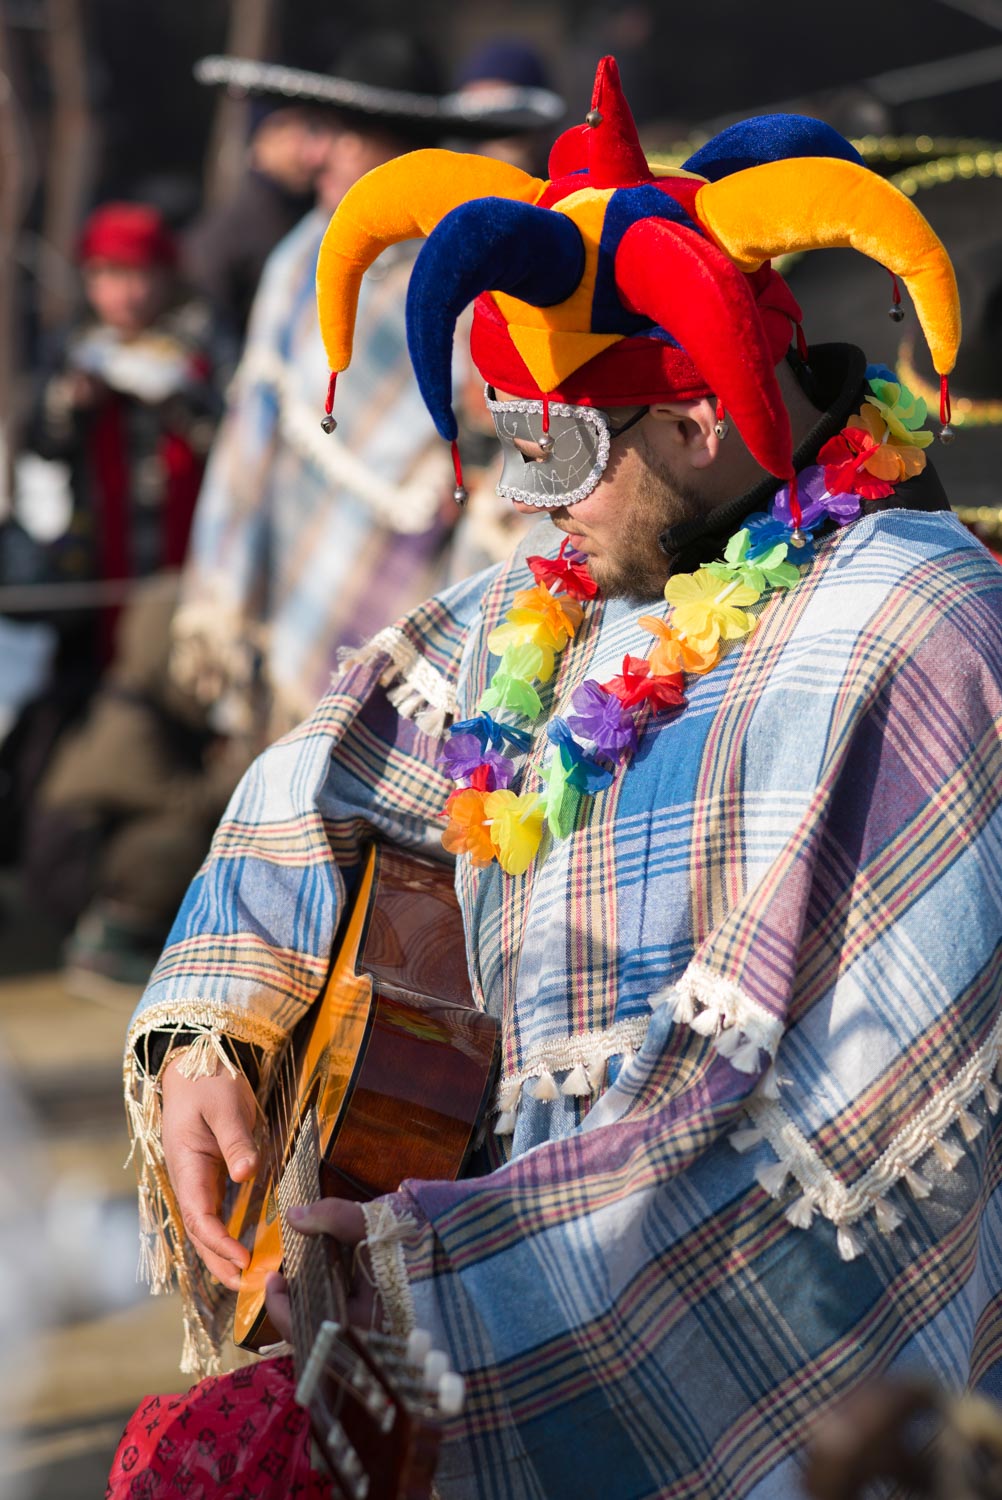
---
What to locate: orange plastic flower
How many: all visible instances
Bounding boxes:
[441,787,495,865]
[853,405,927,483]
[510,585,584,648]
[639,616,719,675]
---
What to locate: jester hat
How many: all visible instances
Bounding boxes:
[317,56,961,489]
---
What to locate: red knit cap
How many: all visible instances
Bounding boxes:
[78,203,177,269]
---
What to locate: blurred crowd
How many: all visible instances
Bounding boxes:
[0,28,567,997]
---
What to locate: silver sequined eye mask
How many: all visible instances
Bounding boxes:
[485,387,645,507]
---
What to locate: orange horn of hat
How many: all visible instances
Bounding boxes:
[695,157,961,375]
[316,149,545,374]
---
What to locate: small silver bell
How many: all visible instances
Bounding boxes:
[713,419,729,440]
[939,423,955,444]
[453,484,468,506]
[320,413,337,434]
[539,431,554,454]
[789,528,807,549]
[888,304,906,323]
[585,108,603,127]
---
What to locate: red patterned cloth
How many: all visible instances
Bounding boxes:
[106,1355,332,1499]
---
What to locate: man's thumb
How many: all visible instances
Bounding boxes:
[209,1109,259,1181]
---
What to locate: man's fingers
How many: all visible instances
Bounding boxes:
[187,1234,247,1292]
[286,1199,366,1243]
[264,1272,293,1342]
[173,1148,251,1271]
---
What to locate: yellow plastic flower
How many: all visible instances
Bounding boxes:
[663,568,759,650]
[854,405,928,482]
[486,619,558,678]
[638,616,718,675]
[484,789,544,875]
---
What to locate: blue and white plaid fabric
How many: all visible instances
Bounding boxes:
[133,506,1002,1497]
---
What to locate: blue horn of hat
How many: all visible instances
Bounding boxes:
[683,114,865,182]
[406,196,586,441]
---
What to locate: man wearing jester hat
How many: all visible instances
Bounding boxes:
[125,59,1002,1499]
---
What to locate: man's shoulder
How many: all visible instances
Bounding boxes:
[817,506,1002,601]
[803,507,1002,667]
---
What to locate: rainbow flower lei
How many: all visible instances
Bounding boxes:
[440,366,933,876]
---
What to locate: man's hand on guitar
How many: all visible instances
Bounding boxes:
[263,1199,382,1338]
[160,1057,259,1291]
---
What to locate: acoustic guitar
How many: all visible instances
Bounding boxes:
[225,843,499,1497]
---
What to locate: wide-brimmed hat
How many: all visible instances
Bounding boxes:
[195,31,565,144]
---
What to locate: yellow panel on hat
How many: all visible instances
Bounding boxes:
[494,186,614,340]
[508,326,623,393]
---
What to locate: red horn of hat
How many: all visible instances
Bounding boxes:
[586,56,653,188]
[615,218,793,479]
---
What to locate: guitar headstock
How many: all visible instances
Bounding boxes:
[295,1320,464,1500]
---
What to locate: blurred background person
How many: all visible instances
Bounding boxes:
[171,31,556,747]
[0,203,223,880]
[182,92,327,341]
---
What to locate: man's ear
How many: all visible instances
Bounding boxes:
[646,396,722,471]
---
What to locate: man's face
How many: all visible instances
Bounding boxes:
[313,123,408,213]
[82,260,169,336]
[253,107,334,197]
[497,393,705,602]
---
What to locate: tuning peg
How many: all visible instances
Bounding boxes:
[423,1347,450,1392]
[437,1369,465,1417]
[406,1328,433,1367]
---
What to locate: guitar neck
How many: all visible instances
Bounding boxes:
[278,1106,337,1377]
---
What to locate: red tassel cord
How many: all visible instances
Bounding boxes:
[795,322,809,362]
[939,374,954,441]
[451,439,468,503]
[888,272,905,322]
[321,371,338,432]
[788,471,803,531]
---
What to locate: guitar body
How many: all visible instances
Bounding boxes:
[228,844,498,1350]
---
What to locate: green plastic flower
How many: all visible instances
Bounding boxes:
[539,753,581,839]
[864,377,932,448]
[705,528,800,593]
[479,643,545,717]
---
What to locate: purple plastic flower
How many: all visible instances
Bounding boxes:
[771,464,862,530]
[440,734,514,788]
[566,680,638,756]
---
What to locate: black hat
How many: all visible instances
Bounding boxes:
[195,31,564,144]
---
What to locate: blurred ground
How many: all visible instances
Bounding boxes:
[0,876,184,1500]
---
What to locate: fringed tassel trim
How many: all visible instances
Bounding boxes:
[652,961,784,1075]
[728,1007,1002,1264]
[124,1002,288,1373]
[360,1201,419,1338]
[492,1016,650,1136]
[336,626,458,739]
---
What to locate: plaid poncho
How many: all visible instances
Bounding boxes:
[129,504,1002,1498]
